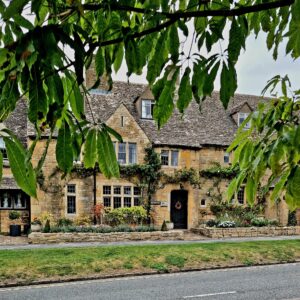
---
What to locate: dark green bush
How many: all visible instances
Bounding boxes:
[57,218,73,227]
[288,211,297,226]
[206,219,218,227]
[161,220,168,231]
[43,219,51,233]
[250,218,269,227]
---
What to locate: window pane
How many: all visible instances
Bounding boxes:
[171,151,178,166]
[224,152,230,163]
[103,186,111,195]
[67,184,76,194]
[161,150,169,166]
[67,196,76,214]
[0,193,12,208]
[134,187,141,195]
[124,197,132,207]
[134,197,140,206]
[129,143,137,164]
[113,186,121,194]
[14,193,26,209]
[118,143,126,164]
[124,186,131,195]
[103,197,111,207]
[237,187,245,205]
[142,100,153,119]
[113,197,121,208]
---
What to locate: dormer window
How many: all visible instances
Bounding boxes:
[238,112,250,129]
[141,99,154,119]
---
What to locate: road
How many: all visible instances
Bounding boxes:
[1,263,300,300]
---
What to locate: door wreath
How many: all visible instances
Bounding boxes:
[175,201,182,210]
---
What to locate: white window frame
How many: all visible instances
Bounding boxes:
[113,142,137,165]
[238,112,250,129]
[66,184,77,215]
[161,150,179,167]
[141,99,154,119]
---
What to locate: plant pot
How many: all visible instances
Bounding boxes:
[166,222,174,230]
[31,224,41,232]
[9,224,21,237]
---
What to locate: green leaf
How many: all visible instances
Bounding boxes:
[168,24,179,63]
[13,15,34,30]
[153,68,179,129]
[270,170,290,202]
[104,125,123,142]
[220,62,237,109]
[228,18,243,64]
[203,61,220,97]
[83,128,97,168]
[227,178,237,202]
[97,129,119,178]
[4,137,36,197]
[95,47,105,78]
[113,45,124,73]
[286,166,300,203]
[56,120,73,173]
[245,176,256,206]
[3,0,28,19]
[177,67,193,113]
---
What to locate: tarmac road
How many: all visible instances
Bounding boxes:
[0,263,300,300]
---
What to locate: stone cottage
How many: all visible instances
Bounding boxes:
[0,72,294,232]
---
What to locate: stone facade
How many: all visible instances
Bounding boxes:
[0,76,292,232]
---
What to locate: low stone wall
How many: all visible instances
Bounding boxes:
[191,226,300,238]
[28,230,184,244]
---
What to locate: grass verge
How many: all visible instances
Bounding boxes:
[0,240,299,286]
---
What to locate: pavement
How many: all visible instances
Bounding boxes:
[0,262,299,299]
[0,234,299,250]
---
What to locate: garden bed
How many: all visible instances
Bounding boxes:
[28,230,184,244]
[191,226,300,238]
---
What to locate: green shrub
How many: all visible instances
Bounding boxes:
[288,211,297,226]
[206,219,218,227]
[217,221,236,228]
[9,211,21,220]
[105,206,147,226]
[268,219,279,226]
[161,220,168,231]
[57,218,73,227]
[250,218,269,227]
[43,219,51,233]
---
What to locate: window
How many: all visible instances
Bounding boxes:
[113,197,122,208]
[124,186,131,195]
[114,186,121,194]
[67,184,76,214]
[0,191,28,209]
[161,150,169,166]
[238,113,250,129]
[103,186,111,195]
[171,150,179,166]
[124,197,132,207]
[200,199,206,207]
[237,187,245,205]
[129,143,137,164]
[102,185,141,208]
[118,143,126,164]
[224,152,230,164]
[161,150,179,166]
[141,99,154,119]
[121,116,124,127]
[103,197,111,207]
[0,137,7,160]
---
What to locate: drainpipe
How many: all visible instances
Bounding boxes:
[93,167,97,225]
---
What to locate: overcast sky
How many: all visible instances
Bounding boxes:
[113,32,300,97]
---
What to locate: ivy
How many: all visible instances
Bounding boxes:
[200,164,239,179]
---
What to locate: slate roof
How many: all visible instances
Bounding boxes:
[87,81,269,148]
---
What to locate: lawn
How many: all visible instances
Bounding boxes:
[0,240,300,285]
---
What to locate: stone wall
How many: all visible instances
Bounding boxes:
[191,226,300,238]
[28,230,184,244]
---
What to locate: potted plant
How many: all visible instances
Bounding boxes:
[165,220,174,230]
[9,211,21,236]
[31,217,42,232]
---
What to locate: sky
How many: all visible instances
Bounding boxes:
[113,31,300,97]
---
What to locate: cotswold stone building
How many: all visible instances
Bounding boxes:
[0,77,293,232]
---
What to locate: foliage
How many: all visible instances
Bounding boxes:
[161,220,168,231]
[228,76,300,209]
[217,221,236,228]
[163,168,200,187]
[43,219,51,233]
[105,206,147,227]
[31,217,42,225]
[288,211,297,226]
[8,210,20,221]
[250,218,269,227]
[74,214,92,226]
[0,1,298,197]
[57,218,73,227]
[44,224,157,234]
[92,203,105,224]
[201,164,239,179]
[206,219,218,227]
